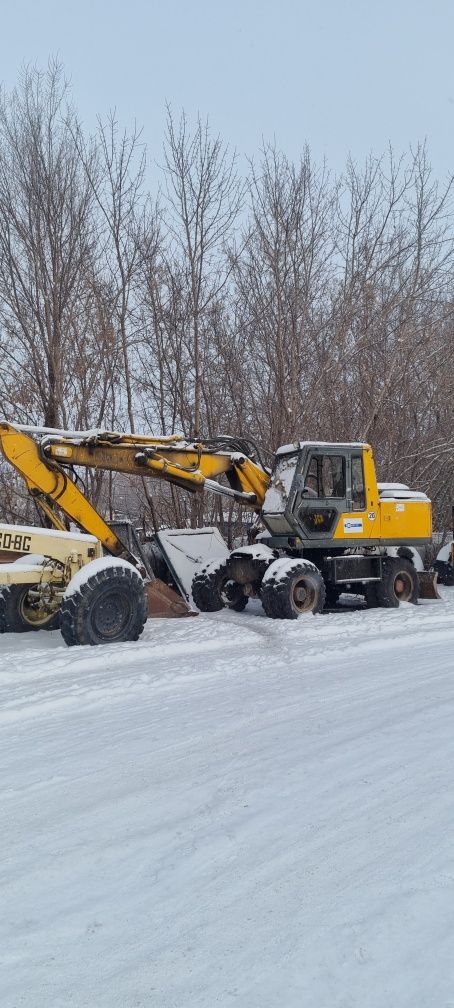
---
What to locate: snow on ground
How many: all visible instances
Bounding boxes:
[1,591,454,1008]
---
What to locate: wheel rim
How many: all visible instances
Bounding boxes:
[292,577,316,613]
[393,571,413,601]
[92,589,133,639]
[18,589,54,627]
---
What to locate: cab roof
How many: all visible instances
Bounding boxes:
[275,441,370,456]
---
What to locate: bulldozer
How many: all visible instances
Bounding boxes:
[0,421,439,646]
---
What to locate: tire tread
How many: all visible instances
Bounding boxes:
[60,566,147,647]
[261,560,325,619]
[376,557,418,608]
[192,560,248,612]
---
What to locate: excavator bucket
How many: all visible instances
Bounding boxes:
[144,527,230,619]
[145,578,196,618]
[109,519,196,617]
[417,570,442,600]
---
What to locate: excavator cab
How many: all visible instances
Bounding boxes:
[262,442,379,547]
[261,440,432,552]
[291,447,370,543]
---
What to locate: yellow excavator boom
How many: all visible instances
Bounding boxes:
[37,429,270,504]
[0,423,145,565]
[0,422,271,559]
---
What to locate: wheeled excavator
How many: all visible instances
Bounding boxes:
[0,421,438,646]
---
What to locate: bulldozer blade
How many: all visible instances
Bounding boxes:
[417,570,441,600]
[145,578,197,618]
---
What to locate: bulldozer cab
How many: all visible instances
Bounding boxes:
[262,442,380,546]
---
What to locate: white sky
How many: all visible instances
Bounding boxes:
[1,0,453,186]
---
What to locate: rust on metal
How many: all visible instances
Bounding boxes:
[145,578,196,618]
[417,570,441,600]
[0,550,25,564]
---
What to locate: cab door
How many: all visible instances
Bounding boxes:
[334,452,379,542]
[294,449,349,542]
[294,449,379,544]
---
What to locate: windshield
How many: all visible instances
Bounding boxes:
[263,453,298,513]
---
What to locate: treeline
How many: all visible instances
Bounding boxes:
[0,63,452,537]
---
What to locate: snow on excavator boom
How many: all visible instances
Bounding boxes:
[0,421,271,637]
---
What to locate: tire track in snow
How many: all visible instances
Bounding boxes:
[0,592,452,724]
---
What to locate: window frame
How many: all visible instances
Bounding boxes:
[351,454,366,511]
[304,453,346,500]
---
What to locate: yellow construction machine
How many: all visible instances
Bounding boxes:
[0,421,438,646]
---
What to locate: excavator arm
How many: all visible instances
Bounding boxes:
[0,423,140,566]
[0,422,271,562]
[37,429,270,505]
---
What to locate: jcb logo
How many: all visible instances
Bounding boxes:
[0,531,32,552]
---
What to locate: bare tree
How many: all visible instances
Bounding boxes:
[330,146,454,525]
[0,62,452,535]
[161,108,243,437]
[71,112,152,433]
[233,144,335,447]
[0,62,99,428]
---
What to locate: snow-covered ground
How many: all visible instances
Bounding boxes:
[1,591,454,1008]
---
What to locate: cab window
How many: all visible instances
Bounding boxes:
[304,455,345,499]
[305,456,319,496]
[322,456,345,498]
[351,455,366,510]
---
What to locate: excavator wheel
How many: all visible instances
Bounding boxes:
[60,564,148,647]
[0,584,60,632]
[192,560,248,613]
[376,557,419,608]
[261,559,325,620]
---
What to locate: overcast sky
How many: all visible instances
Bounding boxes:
[1,0,453,186]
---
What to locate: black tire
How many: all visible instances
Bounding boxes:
[0,584,60,632]
[433,559,454,587]
[142,539,169,581]
[363,583,380,609]
[261,560,325,620]
[324,583,342,609]
[376,557,419,608]
[60,565,148,647]
[192,561,248,613]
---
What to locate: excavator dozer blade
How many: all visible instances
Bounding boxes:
[417,570,441,600]
[145,578,196,618]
